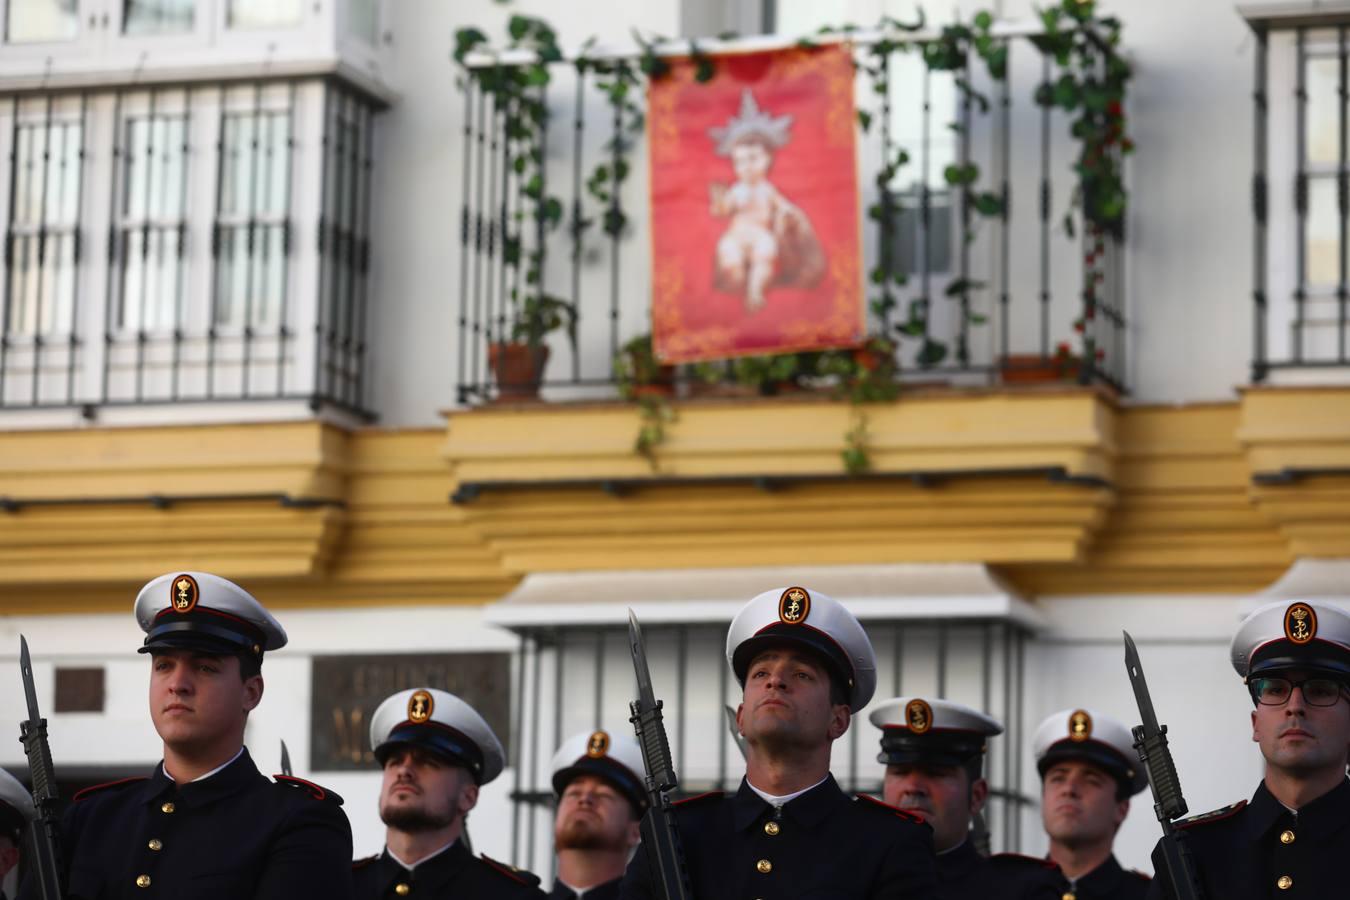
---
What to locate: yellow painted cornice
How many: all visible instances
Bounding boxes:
[442,390,1119,574]
[0,424,507,598]
[1238,387,1350,556]
[0,420,348,500]
[444,388,1118,483]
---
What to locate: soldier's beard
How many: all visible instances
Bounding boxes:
[555,816,626,852]
[381,804,457,834]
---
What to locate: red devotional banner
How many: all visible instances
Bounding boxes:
[648,44,864,364]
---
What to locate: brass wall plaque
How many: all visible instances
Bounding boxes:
[310,653,511,771]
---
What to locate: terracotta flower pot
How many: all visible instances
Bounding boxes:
[489,342,550,400]
[999,353,1080,384]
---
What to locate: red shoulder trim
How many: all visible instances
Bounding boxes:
[479,854,536,886]
[351,855,378,870]
[274,774,343,805]
[673,790,724,807]
[854,794,927,824]
[990,852,1060,871]
[1130,869,1152,881]
[1176,800,1247,830]
[73,776,148,803]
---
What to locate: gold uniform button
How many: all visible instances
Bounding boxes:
[1063,893,1076,900]
[764,820,780,836]
[756,859,772,874]
[148,839,162,851]
[136,875,151,888]
[161,801,175,814]
[1277,875,1293,890]
[1280,829,1295,844]
[395,884,411,896]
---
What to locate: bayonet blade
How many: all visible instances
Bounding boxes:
[1124,631,1162,734]
[280,740,293,777]
[724,704,748,760]
[629,609,657,709]
[21,635,42,723]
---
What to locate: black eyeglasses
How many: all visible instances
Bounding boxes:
[1249,676,1350,707]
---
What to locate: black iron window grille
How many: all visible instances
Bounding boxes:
[212,89,293,335]
[500,618,1035,877]
[116,104,189,335]
[0,77,378,417]
[6,109,83,336]
[455,26,1131,404]
[0,94,88,408]
[1250,18,1350,378]
[314,82,374,415]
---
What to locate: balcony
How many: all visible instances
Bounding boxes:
[452,14,1131,405]
[0,74,381,421]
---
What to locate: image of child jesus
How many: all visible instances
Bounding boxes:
[708,89,825,312]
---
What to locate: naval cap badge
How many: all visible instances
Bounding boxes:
[778,586,810,624]
[170,574,199,614]
[1285,603,1318,645]
[407,690,433,724]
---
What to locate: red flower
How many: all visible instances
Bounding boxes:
[1095,348,1105,361]
[1107,100,1123,117]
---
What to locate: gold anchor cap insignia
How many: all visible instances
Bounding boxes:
[170,574,199,614]
[1068,709,1093,742]
[407,690,433,724]
[905,698,933,735]
[586,730,610,758]
[1285,603,1317,645]
[778,587,810,624]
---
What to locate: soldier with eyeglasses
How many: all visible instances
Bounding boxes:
[1146,599,1350,899]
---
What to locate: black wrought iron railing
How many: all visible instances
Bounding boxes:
[1249,14,1350,380]
[455,23,1131,404]
[500,618,1036,877]
[0,75,379,418]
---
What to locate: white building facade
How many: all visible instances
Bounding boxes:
[0,0,1346,889]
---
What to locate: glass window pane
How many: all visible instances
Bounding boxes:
[123,0,194,35]
[1306,56,1341,167]
[8,236,37,334]
[228,0,301,29]
[264,114,290,216]
[1306,176,1341,287]
[348,0,378,44]
[125,119,150,219]
[6,0,77,44]
[47,122,81,225]
[121,229,145,329]
[7,121,81,336]
[214,226,246,326]
[44,233,75,332]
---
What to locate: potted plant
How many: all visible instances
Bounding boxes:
[731,352,811,396]
[489,293,576,400]
[999,342,1091,384]
[614,334,676,399]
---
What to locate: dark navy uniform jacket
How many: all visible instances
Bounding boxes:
[936,839,1061,900]
[28,748,353,900]
[353,840,545,899]
[619,775,937,899]
[549,876,621,899]
[1146,778,1350,899]
[1054,854,1149,900]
